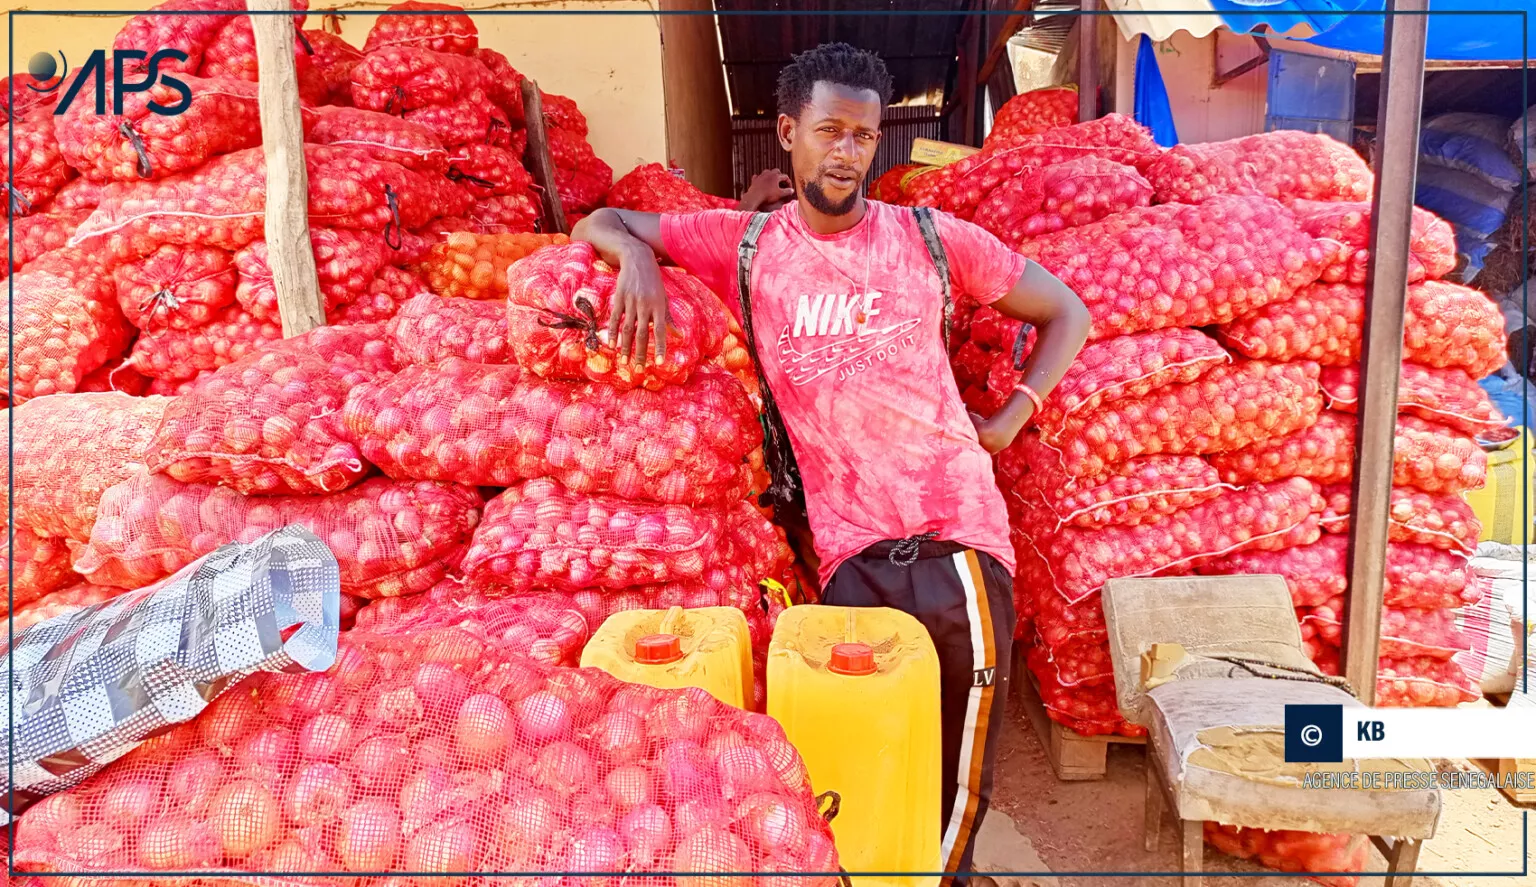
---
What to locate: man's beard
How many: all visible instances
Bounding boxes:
[802,178,861,216]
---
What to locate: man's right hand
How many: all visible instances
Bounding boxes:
[606,245,671,366]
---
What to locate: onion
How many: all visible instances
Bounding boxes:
[455,693,514,760]
[646,690,712,744]
[298,712,354,760]
[670,824,752,887]
[674,797,730,843]
[101,775,163,824]
[565,826,624,879]
[284,762,353,827]
[413,661,472,717]
[405,820,478,875]
[58,823,127,865]
[570,785,617,828]
[656,740,715,802]
[336,798,402,871]
[619,802,673,868]
[166,752,227,817]
[531,740,594,798]
[18,794,82,852]
[715,746,773,801]
[198,688,259,748]
[211,779,281,857]
[497,791,560,865]
[589,710,647,765]
[138,815,220,869]
[735,792,810,858]
[514,690,572,743]
[604,764,655,811]
[347,733,412,788]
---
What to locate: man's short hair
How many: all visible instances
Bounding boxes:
[775,42,894,120]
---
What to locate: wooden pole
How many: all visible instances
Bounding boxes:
[520,79,570,235]
[248,0,324,338]
[1078,0,1099,122]
[1343,0,1428,705]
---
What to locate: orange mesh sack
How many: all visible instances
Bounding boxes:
[113,244,238,331]
[147,324,396,495]
[505,242,728,389]
[8,392,173,540]
[985,86,1079,144]
[342,360,758,503]
[1291,199,1456,284]
[461,477,737,591]
[306,106,449,173]
[74,472,483,598]
[2,251,131,401]
[12,627,839,883]
[1,529,77,612]
[1219,281,1506,378]
[421,232,570,300]
[606,163,739,214]
[972,156,1153,245]
[1018,196,1332,341]
[1315,484,1480,554]
[387,293,512,365]
[1143,131,1372,205]
[1320,363,1506,437]
[364,0,479,54]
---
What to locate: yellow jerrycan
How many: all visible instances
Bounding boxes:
[767,605,941,887]
[579,605,752,708]
[1465,427,1536,545]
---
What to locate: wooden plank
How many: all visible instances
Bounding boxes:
[520,79,569,235]
[248,0,323,338]
[977,0,1036,87]
[1473,758,1536,807]
[910,137,980,167]
[1343,0,1427,705]
[1077,0,1099,122]
[1016,665,1144,782]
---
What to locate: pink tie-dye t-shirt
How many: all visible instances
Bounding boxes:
[660,200,1027,585]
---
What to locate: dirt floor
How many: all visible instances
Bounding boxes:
[973,691,1534,886]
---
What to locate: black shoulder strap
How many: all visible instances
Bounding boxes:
[912,205,953,352]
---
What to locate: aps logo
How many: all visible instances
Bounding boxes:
[26,49,193,116]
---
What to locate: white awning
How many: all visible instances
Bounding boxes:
[1101,0,1319,42]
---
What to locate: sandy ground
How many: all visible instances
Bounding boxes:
[972,693,1534,886]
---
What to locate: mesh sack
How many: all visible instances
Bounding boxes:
[13,625,837,882]
[0,73,61,124]
[1316,484,1480,554]
[71,145,469,259]
[1023,478,1323,605]
[0,210,89,274]
[8,582,124,634]
[1203,825,1366,887]
[548,127,605,176]
[606,163,738,214]
[327,265,430,325]
[387,293,510,365]
[349,46,493,113]
[353,584,590,666]
[1034,329,1230,443]
[971,156,1153,245]
[147,325,396,495]
[113,244,238,331]
[965,306,1035,352]
[306,106,449,173]
[985,87,1079,144]
[1218,280,1507,377]
[1032,634,1115,689]
[1,529,77,612]
[111,0,242,75]
[446,144,535,199]
[2,525,339,827]
[868,164,923,204]
[129,303,283,381]
[1018,196,1331,341]
[197,11,322,98]
[1314,650,1479,708]
[472,48,528,123]
[421,232,570,300]
[1208,409,1355,485]
[543,93,590,137]
[1025,643,1145,737]
[1048,359,1323,478]
[941,125,1161,219]
[1383,543,1478,609]
[403,96,510,149]
[1391,416,1488,495]
[978,112,1161,165]
[1302,601,1468,661]
[1023,565,1108,649]
[1196,535,1348,608]
[75,471,482,597]
[451,191,543,235]
[1321,363,1506,437]
[1291,199,1457,284]
[558,166,615,215]
[1143,131,1372,205]
[364,0,479,54]
[78,360,151,396]
[302,29,364,105]
[3,111,75,217]
[2,253,131,401]
[1003,437,1230,531]
[55,75,261,183]
[235,227,427,322]
[8,392,173,540]
[461,477,735,591]
[48,178,105,212]
[900,165,956,211]
[506,242,727,389]
[343,360,757,502]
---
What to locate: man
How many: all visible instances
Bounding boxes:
[573,42,1091,881]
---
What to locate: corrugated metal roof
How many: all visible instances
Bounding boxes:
[714,0,970,118]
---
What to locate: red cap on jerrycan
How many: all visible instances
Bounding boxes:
[634,633,684,664]
[829,642,877,676]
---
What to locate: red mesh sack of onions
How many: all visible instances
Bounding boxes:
[868,164,922,204]
[1219,280,1506,378]
[972,156,1153,246]
[0,529,77,612]
[1019,196,1331,341]
[0,72,61,123]
[984,87,1079,145]
[1049,359,1322,478]
[365,0,479,54]
[900,165,955,209]
[1032,633,1115,689]
[542,93,590,137]
[12,626,839,883]
[461,477,735,591]
[558,166,616,215]
[349,46,494,113]
[112,0,241,75]
[403,96,512,149]
[306,106,448,173]
[302,29,364,105]
[506,242,727,389]
[354,588,590,667]
[1208,409,1356,484]
[982,112,1162,165]
[1026,644,1144,737]
[1204,825,1367,887]
[8,582,125,634]
[343,360,757,503]
[446,191,543,235]
[8,391,173,540]
[1321,363,1506,437]
[113,244,238,331]
[1291,199,1456,285]
[1384,543,1478,609]
[1034,329,1230,443]
[48,178,106,213]
[0,210,90,274]
[1313,650,1479,708]
[1144,130,1372,205]
[327,265,431,325]
[1316,484,1480,554]
[74,471,482,596]
[549,128,606,176]
[1025,478,1323,605]
[198,11,319,95]
[445,144,535,199]
[55,75,261,183]
[1302,599,1468,660]
[469,48,527,122]
[235,227,427,323]
[71,355,153,396]
[387,293,511,365]
[128,303,282,381]
[1024,572,1108,649]
[965,305,1035,352]
[2,111,75,217]
[1,252,132,401]
[607,163,739,213]
[146,325,395,495]
[1006,441,1230,531]
[1197,535,1348,608]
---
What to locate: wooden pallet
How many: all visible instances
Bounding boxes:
[1012,647,1145,781]
[1473,758,1536,808]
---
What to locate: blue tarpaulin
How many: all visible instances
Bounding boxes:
[1134,35,1181,146]
[1210,0,1532,62]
